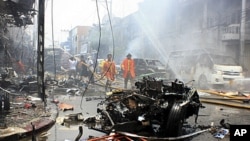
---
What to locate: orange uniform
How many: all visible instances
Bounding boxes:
[103,60,116,81]
[121,58,135,78]
[16,60,25,74]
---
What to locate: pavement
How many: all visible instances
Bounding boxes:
[0,92,58,141]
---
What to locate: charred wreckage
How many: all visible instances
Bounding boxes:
[85,77,205,140]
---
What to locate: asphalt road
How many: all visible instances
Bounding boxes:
[19,80,250,141]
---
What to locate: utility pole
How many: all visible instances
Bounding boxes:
[240,0,246,66]
[37,0,46,104]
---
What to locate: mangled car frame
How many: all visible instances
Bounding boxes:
[88,77,203,139]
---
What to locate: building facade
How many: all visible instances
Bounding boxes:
[69,26,91,55]
[119,0,250,76]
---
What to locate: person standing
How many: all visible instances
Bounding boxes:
[78,56,88,83]
[102,54,116,92]
[121,53,135,89]
[68,56,77,79]
[86,56,95,83]
[15,59,25,75]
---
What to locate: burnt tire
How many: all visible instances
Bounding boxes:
[161,103,186,137]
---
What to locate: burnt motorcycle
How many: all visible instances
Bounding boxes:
[94,77,203,137]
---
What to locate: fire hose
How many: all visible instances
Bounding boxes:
[200,98,250,109]
[81,63,124,90]
[116,127,212,140]
[199,90,250,109]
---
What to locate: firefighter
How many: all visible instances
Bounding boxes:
[102,54,116,92]
[15,59,25,75]
[121,53,135,89]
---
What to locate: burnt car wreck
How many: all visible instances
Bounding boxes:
[86,77,204,139]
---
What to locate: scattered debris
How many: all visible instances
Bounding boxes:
[26,96,42,101]
[58,103,74,111]
[24,103,36,109]
[213,128,229,139]
[85,96,105,101]
[56,113,84,128]
[39,132,51,138]
[66,88,80,95]
[220,119,230,129]
[51,99,59,104]
[67,113,84,121]
[84,116,96,123]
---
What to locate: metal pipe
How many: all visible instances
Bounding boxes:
[102,110,115,125]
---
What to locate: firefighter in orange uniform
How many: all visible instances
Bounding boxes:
[121,53,135,89]
[16,59,25,75]
[102,54,116,92]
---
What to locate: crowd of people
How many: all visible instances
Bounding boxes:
[67,55,95,84]
[9,52,136,92]
[67,53,136,92]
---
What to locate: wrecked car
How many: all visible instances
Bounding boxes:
[133,58,167,78]
[89,77,203,138]
[166,49,245,89]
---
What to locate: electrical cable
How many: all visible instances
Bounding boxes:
[80,0,102,110]
[89,0,116,86]
[116,127,211,140]
[51,0,57,80]
[80,0,117,110]
[50,0,58,140]
[20,27,24,70]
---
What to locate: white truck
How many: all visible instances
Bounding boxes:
[166,49,245,89]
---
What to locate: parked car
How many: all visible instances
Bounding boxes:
[133,58,167,77]
[115,64,122,76]
[96,59,105,74]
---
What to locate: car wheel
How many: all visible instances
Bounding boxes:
[161,102,186,137]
